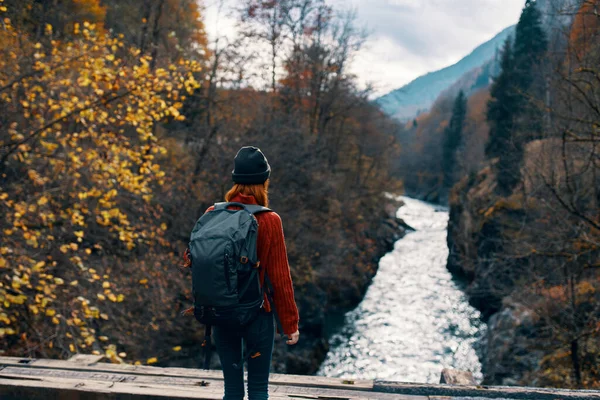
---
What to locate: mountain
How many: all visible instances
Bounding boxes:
[376,25,516,121]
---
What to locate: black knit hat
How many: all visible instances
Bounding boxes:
[232,146,271,184]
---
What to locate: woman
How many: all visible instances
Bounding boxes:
[212,146,300,400]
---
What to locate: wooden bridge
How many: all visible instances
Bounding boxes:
[1,356,599,400]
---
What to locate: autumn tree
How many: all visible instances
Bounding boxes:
[101,0,208,67]
[527,0,600,387]
[0,1,201,363]
[3,0,106,39]
[4,0,208,67]
[240,0,296,92]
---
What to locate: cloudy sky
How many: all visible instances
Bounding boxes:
[203,0,526,97]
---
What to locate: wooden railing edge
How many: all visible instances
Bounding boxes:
[374,379,600,400]
[0,355,373,391]
[1,356,600,399]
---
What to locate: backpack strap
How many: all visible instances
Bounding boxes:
[202,324,212,370]
[244,204,271,215]
[213,202,229,211]
[213,202,271,215]
[263,271,285,338]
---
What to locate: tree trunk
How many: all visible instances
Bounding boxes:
[139,1,152,55]
[149,0,166,70]
[571,338,582,387]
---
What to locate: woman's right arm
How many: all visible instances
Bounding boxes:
[264,213,300,340]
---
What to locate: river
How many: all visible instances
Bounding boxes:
[318,196,485,383]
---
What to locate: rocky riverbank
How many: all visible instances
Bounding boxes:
[445,136,600,388]
[446,162,544,386]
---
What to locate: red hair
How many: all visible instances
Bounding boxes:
[225,180,269,207]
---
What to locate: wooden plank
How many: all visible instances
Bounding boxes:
[270,384,422,400]
[269,374,372,391]
[0,356,373,391]
[0,366,422,400]
[0,366,220,388]
[0,375,422,400]
[0,377,225,400]
[439,369,476,385]
[68,354,106,365]
[374,380,600,400]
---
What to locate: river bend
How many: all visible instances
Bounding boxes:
[318,196,484,383]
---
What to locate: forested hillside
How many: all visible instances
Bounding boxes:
[385,0,599,388]
[391,0,593,205]
[393,71,493,202]
[0,0,403,374]
[445,0,600,388]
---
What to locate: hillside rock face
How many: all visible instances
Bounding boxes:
[446,164,523,319]
[446,144,554,385]
[447,168,539,385]
[447,132,600,386]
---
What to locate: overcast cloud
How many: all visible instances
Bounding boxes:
[203,0,526,96]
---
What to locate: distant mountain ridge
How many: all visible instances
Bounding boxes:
[376,25,516,121]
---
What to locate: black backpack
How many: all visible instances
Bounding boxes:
[188,202,283,369]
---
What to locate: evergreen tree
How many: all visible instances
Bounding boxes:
[442,90,467,190]
[513,0,548,92]
[486,37,516,160]
[485,0,548,196]
[513,0,548,140]
[486,36,523,196]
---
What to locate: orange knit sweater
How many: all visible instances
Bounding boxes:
[205,193,299,335]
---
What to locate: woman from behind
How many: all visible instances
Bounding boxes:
[214,146,300,400]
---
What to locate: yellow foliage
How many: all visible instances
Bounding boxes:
[576,281,596,296]
[0,0,201,359]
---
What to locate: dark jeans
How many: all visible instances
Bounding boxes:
[214,311,275,400]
